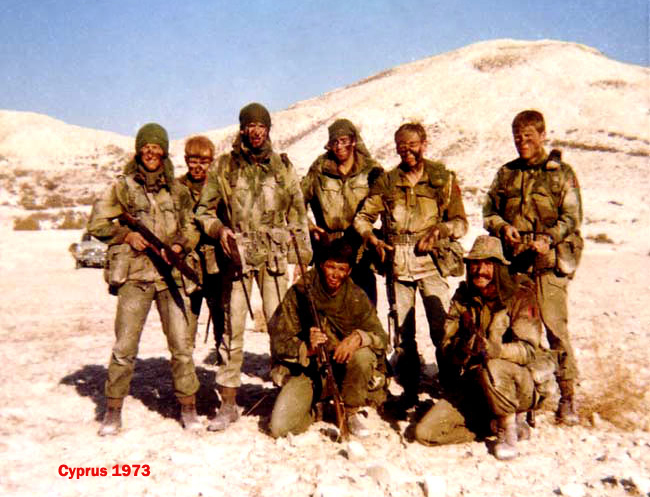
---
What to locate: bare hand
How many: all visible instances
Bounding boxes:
[502,225,521,246]
[310,224,327,242]
[416,227,441,253]
[125,232,149,252]
[219,226,237,257]
[531,236,551,255]
[160,243,183,265]
[333,333,362,363]
[309,326,328,355]
[368,234,394,263]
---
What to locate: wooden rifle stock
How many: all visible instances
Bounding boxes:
[118,211,201,287]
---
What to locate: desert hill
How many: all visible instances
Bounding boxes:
[1,39,649,236]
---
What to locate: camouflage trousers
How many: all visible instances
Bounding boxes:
[414,359,535,446]
[536,271,578,381]
[269,347,380,438]
[105,282,200,399]
[393,273,450,397]
[216,267,288,388]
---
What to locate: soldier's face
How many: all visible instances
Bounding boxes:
[513,125,546,163]
[139,143,165,172]
[395,130,426,169]
[241,122,269,150]
[329,135,356,164]
[468,260,495,292]
[320,259,352,294]
[186,155,212,182]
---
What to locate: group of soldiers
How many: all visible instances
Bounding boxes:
[87,103,583,460]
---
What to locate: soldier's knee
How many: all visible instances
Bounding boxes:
[348,348,375,372]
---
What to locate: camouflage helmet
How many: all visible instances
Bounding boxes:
[464,235,509,265]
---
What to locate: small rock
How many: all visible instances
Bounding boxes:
[346,441,367,461]
[559,483,586,497]
[628,474,650,495]
[422,475,447,497]
[590,412,602,428]
[366,464,392,486]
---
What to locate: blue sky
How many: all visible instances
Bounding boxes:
[1,0,647,138]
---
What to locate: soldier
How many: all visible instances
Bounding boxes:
[414,235,557,460]
[268,239,388,438]
[175,136,222,349]
[301,118,383,304]
[353,122,468,408]
[196,102,312,431]
[88,123,202,435]
[483,110,583,425]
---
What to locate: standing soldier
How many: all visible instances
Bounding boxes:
[176,136,222,349]
[484,110,583,425]
[88,123,202,435]
[301,119,383,304]
[354,122,468,409]
[196,103,312,431]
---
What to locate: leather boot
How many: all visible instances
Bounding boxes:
[493,413,518,460]
[516,412,531,441]
[556,380,579,426]
[345,407,370,438]
[178,395,203,432]
[207,386,239,432]
[98,397,123,437]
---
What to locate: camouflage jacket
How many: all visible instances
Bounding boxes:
[353,159,468,280]
[441,276,543,375]
[301,151,383,238]
[195,138,312,272]
[483,150,582,248]
[176,174,205,210]
[88,163,199,290]
[269,268,388,368]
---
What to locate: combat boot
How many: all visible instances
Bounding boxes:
[493,413,518,460]
[346,408,370,438]
[516,412,531,441]
[98,398,123,437]
[207,387,239,432]
[179,395,203,432]
[556,380,579,426]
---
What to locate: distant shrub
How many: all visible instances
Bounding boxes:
[14,169,30,177]
[587,233,614,244]
[13,217,41,230]
[57,210,87,230]
[591,79,627,89]
[472,53,523,72]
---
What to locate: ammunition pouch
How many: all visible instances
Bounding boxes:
[182,251,202,295]
[199,244,220,275]
[103,243,131,294]
[527,350,559,410]
[555,230,583,278]
[432,239,465,278]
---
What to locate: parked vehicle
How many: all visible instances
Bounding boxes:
[69,232,107,269]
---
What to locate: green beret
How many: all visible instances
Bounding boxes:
[135,123,169,155]
[239,102,271,129]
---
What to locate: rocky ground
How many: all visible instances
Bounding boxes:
[0,222,648,497]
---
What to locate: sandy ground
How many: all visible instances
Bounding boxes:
[0,225,649,497]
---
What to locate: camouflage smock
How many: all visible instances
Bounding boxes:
[353,159,468,280]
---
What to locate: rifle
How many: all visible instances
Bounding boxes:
[381,201,399,353]
[290,231,349,441]
[119,211,201,287]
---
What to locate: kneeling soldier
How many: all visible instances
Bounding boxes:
[414,236,557,460]
[268,239,388,438]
